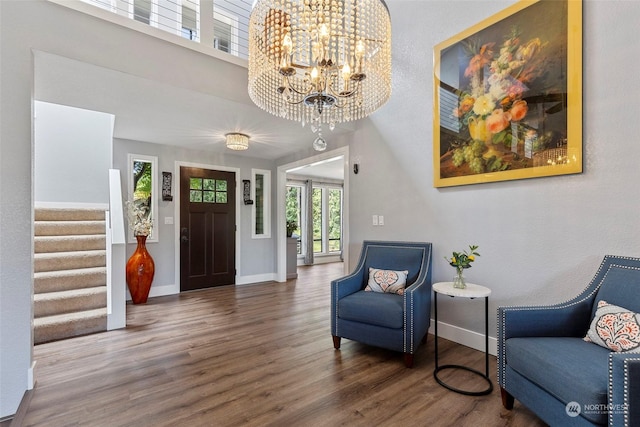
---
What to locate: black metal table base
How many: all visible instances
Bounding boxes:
[433,289,493,396]
[434,364,493,396]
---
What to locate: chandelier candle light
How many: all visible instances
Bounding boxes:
[248,0,392,151]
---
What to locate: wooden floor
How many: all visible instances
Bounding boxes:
[21,263,546,427]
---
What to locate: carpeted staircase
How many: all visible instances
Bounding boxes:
[34,207,108,344]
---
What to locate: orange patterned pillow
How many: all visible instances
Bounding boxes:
[584,300,640,353]
[364,267,408,295]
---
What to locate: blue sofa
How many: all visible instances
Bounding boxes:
[498,255,640,426]
[331,241,432,367]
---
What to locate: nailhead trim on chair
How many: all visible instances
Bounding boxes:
[608,355,640,427]
[334,242,431,355]
[624,357,640,427]
[497,256,640,391]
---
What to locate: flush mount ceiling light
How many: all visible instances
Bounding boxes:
[248,0,392,151]
[225,132,250,151]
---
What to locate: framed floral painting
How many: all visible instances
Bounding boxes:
[433,0,582,187]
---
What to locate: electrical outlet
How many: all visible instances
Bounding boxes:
[372,215,378,226]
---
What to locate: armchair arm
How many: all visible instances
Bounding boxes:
[609,354,640,426]
[498,299,593,341]
[331,267,366,336]
[331,267,366,300]
[497,299,593,387]
[403,275,432,354]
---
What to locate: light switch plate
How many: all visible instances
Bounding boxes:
[372,215,378,226]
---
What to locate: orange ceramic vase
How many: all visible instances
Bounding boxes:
[126,235,155,304]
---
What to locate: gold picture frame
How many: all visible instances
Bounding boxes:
[433,0,582,187]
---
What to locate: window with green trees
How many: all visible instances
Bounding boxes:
[286,182,342,257]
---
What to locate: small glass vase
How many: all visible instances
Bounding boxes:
[453,267,466,289]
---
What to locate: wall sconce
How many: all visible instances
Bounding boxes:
[243,179,253,205]
[162,172,173,201]
[352,156,361,175]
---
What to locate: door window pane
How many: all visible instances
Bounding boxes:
[190,190,202,202]
[190,177,227,204]
[203,178,215,191]
[190,178,202,190]
[216,192,227,203]
[203,191,215,203]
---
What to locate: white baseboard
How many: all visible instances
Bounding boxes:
[137,275,279,299]
[429,319,497,356]
[126,283,179,301]
[236,273,278,285]
[28,361,36,390]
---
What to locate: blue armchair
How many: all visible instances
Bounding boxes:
[331,241,432,367]
[498,255,640,426]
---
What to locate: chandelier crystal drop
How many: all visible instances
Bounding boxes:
[248,0,392,151]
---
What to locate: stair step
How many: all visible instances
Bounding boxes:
[34,287,107,317]
[35,234,106,254]
[34,308,107,344]
[34,266,107,294]
[35,220,106,236]
[35,208,105,222]
[35,250,106,273]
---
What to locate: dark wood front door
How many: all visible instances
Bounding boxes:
[180,167,236,291]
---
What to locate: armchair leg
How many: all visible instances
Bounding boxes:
[404,353,414,368]
[332,335,341,349]
[501,387,514,410]
[421,332,428,345]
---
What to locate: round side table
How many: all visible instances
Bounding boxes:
[432,281,493,396]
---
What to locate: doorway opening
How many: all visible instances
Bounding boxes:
[276,147,350,281]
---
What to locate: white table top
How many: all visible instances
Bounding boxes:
[433,281,491,298]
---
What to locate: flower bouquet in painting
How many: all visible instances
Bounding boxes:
[450,29,550,174]
[435,0,581,184]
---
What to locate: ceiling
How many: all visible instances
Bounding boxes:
[33,51,349,180]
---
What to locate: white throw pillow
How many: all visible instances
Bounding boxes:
[364,267,409,295]
[584,300,640,353]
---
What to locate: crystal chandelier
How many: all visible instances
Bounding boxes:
[248,0,392,151]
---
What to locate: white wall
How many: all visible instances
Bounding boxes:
[347,0,640,344]
[0,0,270,418]
[113,138,277,296]
[2,0,640,420]
[35,101,113,204]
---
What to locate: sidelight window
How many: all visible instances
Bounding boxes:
[252,169,271,238]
